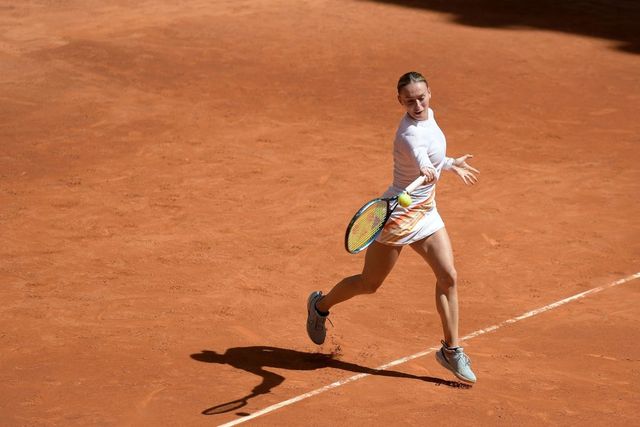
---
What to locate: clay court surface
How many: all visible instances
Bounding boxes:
[1,0,639,425]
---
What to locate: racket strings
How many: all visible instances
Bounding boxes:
[346,200,388,253]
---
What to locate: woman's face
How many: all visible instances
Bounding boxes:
[398,81,431,121]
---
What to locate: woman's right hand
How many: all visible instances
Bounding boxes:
[421,167,437,183]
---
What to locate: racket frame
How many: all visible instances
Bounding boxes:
[344,175,425,254]
[344,196,398,254]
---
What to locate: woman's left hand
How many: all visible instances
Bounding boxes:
[452,154,479,185]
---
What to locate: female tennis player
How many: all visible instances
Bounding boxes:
[306,71,479,384]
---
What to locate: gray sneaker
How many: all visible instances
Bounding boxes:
[435,340,477,384]
[306,291,328,345]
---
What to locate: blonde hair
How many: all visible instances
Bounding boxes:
[397,71,428,93]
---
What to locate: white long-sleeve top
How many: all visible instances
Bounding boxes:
[376,108,451,245]
[385,108,453,199]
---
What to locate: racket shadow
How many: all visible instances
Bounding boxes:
[191,346,469,415]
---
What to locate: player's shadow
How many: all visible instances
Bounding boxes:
[191,346,469,416]
[368,0,640,54]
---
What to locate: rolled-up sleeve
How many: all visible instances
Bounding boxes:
[442,157,454,170]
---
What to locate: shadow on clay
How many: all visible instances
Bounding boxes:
[190,345,469,416]
[367,0,640,54]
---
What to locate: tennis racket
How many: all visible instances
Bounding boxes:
[344,175,425,254]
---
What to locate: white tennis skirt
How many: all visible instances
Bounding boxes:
[375,186,444,246]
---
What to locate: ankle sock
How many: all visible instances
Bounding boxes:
[442,340,460,352]
[314,303,329,317]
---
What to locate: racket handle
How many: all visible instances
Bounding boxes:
[404,175,427,194]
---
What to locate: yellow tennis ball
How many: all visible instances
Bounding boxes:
[398,192,412,207]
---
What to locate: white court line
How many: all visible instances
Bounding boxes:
[218,272,640,427]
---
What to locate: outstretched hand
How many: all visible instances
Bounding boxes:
[451,154,479,185]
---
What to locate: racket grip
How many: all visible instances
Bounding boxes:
[404,175,427,194]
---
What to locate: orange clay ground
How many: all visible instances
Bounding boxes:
[1,1,639,425]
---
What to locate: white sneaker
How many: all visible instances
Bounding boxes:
[306,291,329,345]
[435,340,477,384]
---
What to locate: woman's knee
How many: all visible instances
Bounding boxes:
[358,275,385,294]
[436,268,457,289]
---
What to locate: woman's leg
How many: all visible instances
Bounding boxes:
[307,241,402,345]
[316,240,402,312]
[411,227,476,383]
[410,227,459,347]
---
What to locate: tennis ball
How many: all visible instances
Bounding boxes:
[398,191,412,207]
